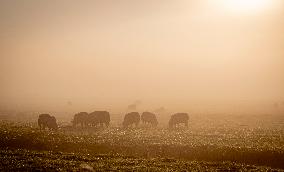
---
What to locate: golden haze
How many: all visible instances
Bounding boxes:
[0,0,284,114]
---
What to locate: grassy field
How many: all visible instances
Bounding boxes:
[0,115,284,171]
[0,149,280,171]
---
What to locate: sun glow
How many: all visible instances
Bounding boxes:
[217,0,276,14]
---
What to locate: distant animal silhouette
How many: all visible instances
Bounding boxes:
[89,111,110,127]
[169,113,189,128]
[123,112,140,128]
[141,112,158,127]
[154,107,166,114]
[38,114,58,130]
[127,100,142,110]
[72,112,89,127]
[128,104,137,110]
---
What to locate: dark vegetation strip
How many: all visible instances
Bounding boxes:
[1,129,284,170]
[0,149,281,171]
[2,143,284,169]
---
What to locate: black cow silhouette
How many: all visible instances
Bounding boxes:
[141,112,158,127]
[38,114,58,130]
[123,112,140,128]
[72,112,89,127]
[89,111,110,127]
[169,113,189,128]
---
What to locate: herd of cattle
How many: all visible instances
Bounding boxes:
[38,112,189,130]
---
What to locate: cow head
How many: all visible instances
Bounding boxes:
[48,116,58,130]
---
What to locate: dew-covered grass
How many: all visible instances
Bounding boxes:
[0,149,282,171]
[0,113,284,171]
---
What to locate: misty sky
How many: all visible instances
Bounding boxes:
[0,0,284,113]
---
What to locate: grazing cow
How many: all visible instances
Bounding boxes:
[38,114,58,130]
[123,112,140,128]
[141,112,158,127]
[89,111,110,127]
[169,113,189,128]
[72,112,89,127]
[128,104,137,111]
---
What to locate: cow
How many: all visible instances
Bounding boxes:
[88,111,110,127]
[72,112,89,127]
[38,114,58,130]
[169,113,189,128]
[123,112,140,128]
[141,112,158,127]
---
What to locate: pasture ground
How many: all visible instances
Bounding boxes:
[0,149,279,171]
[0,114,284,171]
